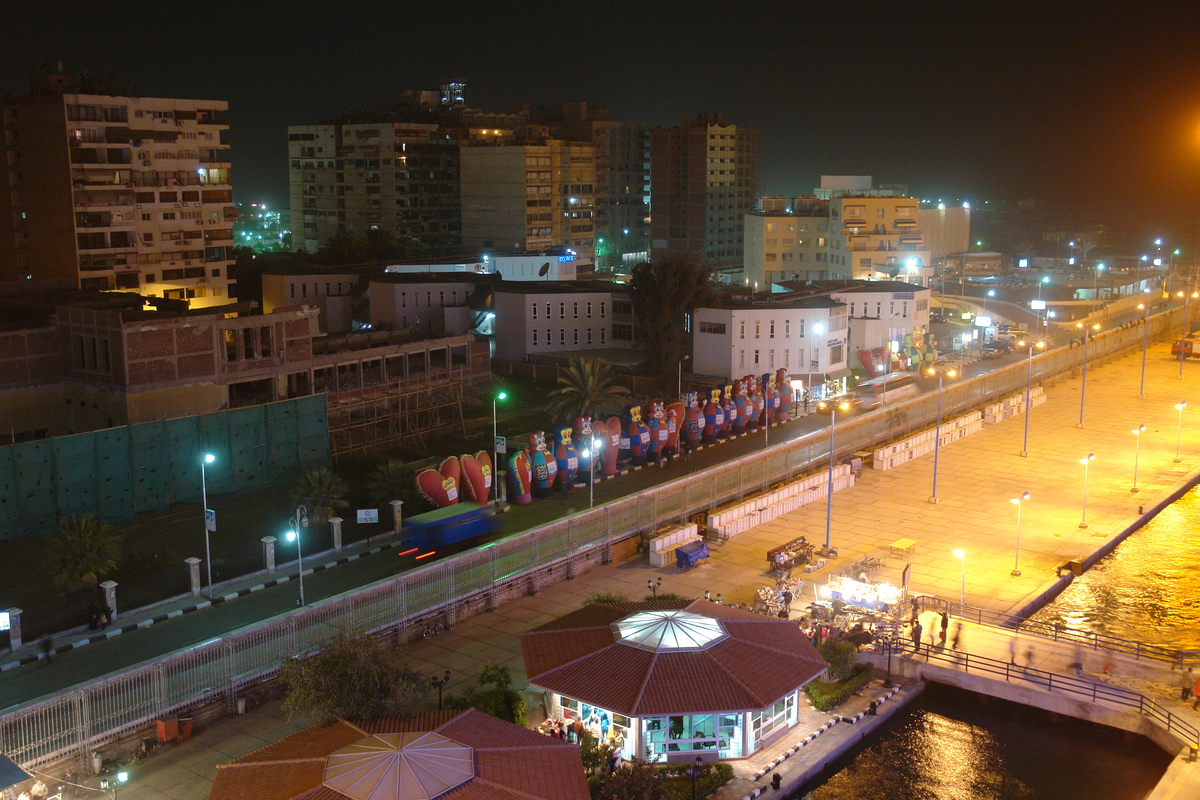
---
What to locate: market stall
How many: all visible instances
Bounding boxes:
[818,575,901,612]
[766,536,813,574]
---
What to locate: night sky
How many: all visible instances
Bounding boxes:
[5,1,1200,223]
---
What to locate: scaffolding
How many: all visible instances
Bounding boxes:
[326,374,466,458]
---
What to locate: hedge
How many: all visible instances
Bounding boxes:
[659,761,734,798]
[804,663,873,712]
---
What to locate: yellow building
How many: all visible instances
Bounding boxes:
[828,195,931,282]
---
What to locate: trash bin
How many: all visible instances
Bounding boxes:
[237,697,247,714]
[178,718,194,742]
[156,717,179,743]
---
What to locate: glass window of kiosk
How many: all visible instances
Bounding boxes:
[748,692,796,751]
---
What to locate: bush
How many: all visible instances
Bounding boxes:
[804,663,873,712]
[583,591,630,606]
[641,592,694,606]
[818,637,858,681]
[658,761,734,798]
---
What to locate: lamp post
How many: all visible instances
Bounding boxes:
[1018,339,1044,457]
[431,669,451,711]
[820,401,850,556]
[687,756,703,800]
[286,505,309,606]
[1176,403,1187,463]
[1092,262,1105,303]
[1131,424,1147,493]
[647,577,662,597]
[1076,323,1099,428]
[1179,290,1197,379]
[928,368,956,503]
[492,391,507,507]
[1079,453,1095,529]
[199,453,216,599]
[678,354,690,398]
[1010,492,1030,577]
[953,549,965,612]
[1138,297,1151,399]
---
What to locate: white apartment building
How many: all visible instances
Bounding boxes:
[828,280,931,359]
[491,282,634,362]
[0,71,234,306]
[827,195,931,282]
[382,251,579,281]
[691,297,850,394]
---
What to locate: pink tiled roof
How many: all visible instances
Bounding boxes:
[206,709,587,800]
[520,600,828,716]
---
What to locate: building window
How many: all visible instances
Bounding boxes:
[754,349,760,366]
[573,302,579,319]
[600,302,606,318]
[546,302,551,318]
[830,344,844,364]
[560,329,566,345]
[586,301,592,318]
[533,330,538,346]
[560,302,566,319]
[698,321,726,335]
[739,350,745,369]
[769,320,775,339]
[532,302,538,319]
[739,321,745,340]
[612,324,633,341]
[573,328,579,345]
[755,321,760,339]
[600,328,606,345]
[784,320,790,338]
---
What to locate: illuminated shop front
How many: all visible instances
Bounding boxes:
[521,601,827,762]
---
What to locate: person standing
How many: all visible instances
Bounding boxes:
[29,780,47,800]
[939,612,949,646]
[1182,668,1195,701]
[39,635,53,666]
[911,620,923,655]
[1008,637,1018,665]
[782,589,793,613]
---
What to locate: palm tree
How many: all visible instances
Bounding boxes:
[290,468,350,525]
[544,357,631,424]
[46,515,120,593]
[365,460,426,511]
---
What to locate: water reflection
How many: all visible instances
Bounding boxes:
[1028,485,1200,649]
[792,684,1169,800]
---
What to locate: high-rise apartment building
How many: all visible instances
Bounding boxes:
[650,113,760,272]
[459,141,597,266]
[0,69,234,306]
[288,120,461,254]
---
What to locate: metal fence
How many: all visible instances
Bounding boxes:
[0,309,1182,769]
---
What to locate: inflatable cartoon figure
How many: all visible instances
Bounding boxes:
[745,374,763,430]
[573,416,594,475]
[646,400,668,462]
[682,391,703,446]
[528,431,558,498]
[702,388,724,443]
[602,416,622,476]
[553,426,579,491]
[507,448,532,506]
[775,368,792,421]
[664,400,684,453]
[760,373,777,427]
[720,383,736,438]
[731,379,748,434]
[625,405,651,466]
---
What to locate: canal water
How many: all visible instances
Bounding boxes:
[792,484,1200,797]
[790,684,1171,800]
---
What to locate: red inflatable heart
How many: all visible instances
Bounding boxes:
[460,451,492,504]
[415,457,461,508]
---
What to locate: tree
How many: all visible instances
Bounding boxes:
[590,758,680,800]
[627,254,719,390]
[290,468,350,526]
[46,515,120,593]
[444,661,526,725]
[278,629,429,724]
[544,357,631,424]
[316,233,366,266]
[365,460,427,512]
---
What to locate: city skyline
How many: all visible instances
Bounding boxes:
[4,2,1200,226]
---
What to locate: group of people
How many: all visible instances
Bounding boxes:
[908,611,960,654]
[14,778,49,800]
[536,713,626,772]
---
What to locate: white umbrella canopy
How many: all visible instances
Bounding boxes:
[323,733,474,800]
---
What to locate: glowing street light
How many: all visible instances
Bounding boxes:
[1010,492,1030,577]
[953,549,966,611]
[286,505,309,606]
[1079,453,1095,529]
[1131,424,1147,493]
[1137,295,1152,398]
[819,400,851,557]
[200,453,216,599]
[1175,402,1187,463]
[927,367,956,503]
[1076,322,1099,428]
[1017,339,1045,457]
[1092,262,1105,303]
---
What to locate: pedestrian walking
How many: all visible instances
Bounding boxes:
[1024,644,1036,667]
[782,589,793,613]
[911,620,923,655]
[1008,637,1018,664]
[1071,645,1085,677]
[939,611,949,646]
[1182,668,1195,701]
[951,621,963,650]
[39,635,53,665]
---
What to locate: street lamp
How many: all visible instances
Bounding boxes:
[819,400,851,557]
[927,368,956,503]
[200,453,216,599]
[686,756,703,800]
[1079,453,1095,529]
[1137,296,1152,399]
[102,770,129,800]
[1131,425,1147,493]
[492,391,507,507]
[286,505,309,606]
[431,669,451,711]
[647,577,662,597]
[1017,339,1044,457]
[953,549,965,612]
[678,354,690,398]
[1176,403,1187,463]
[1010,492,1030,577]
[1076,322,1099,428]
[1178,290,1198,380]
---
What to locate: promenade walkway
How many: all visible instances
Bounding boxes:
[7,336,1200,800]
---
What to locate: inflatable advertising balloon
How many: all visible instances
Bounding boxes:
[776,368,792,421]
[720,383,736,438]
[702,388,724,443]
[528,431,558,498]
[415,457,461,508]
[732,379,748,434]
[664,400,684,452]
[761,372,778,424]
[745,374,763,430]
[554,426,579,491]
[646,400,668,461]
[459,451,492,505]
[573,416,594,475]
[626,405,650,466]
[602,416,622,476]
[683,391,703,445]
[507,448,532,505]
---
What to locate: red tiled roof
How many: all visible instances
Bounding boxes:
[206,709,587,800]
[521,601,828,717]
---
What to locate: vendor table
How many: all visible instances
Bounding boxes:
[767,536,813,571]
[888,538,917,556]
[676,540,709,569]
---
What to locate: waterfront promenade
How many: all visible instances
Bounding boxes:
[9,337,1200,800]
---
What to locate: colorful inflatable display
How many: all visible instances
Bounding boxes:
[553,427,579,490]
[646,400,668,461]
[529,431,558,498]
[625,405,650,466]
[601,416,622,476]
[507,449,532,505]
[416,457,461,508]
[775,368,792,421]
[459,451,493,505]
[682,391,703,446]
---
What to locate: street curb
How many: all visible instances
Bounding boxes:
[0,539,400,672]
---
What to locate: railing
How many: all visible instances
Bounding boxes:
[0,307,1183,769]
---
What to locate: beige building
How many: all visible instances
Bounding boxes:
[827,195,931,282]
[459,141,597,268]
[0,69,234,307]
[743,208,835,287]
[920,202,972,274]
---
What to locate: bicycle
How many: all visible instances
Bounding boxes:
[422,621,445,639]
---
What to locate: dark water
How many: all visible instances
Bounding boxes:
[791,684,1171,800]
[1026,485,1200,649]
